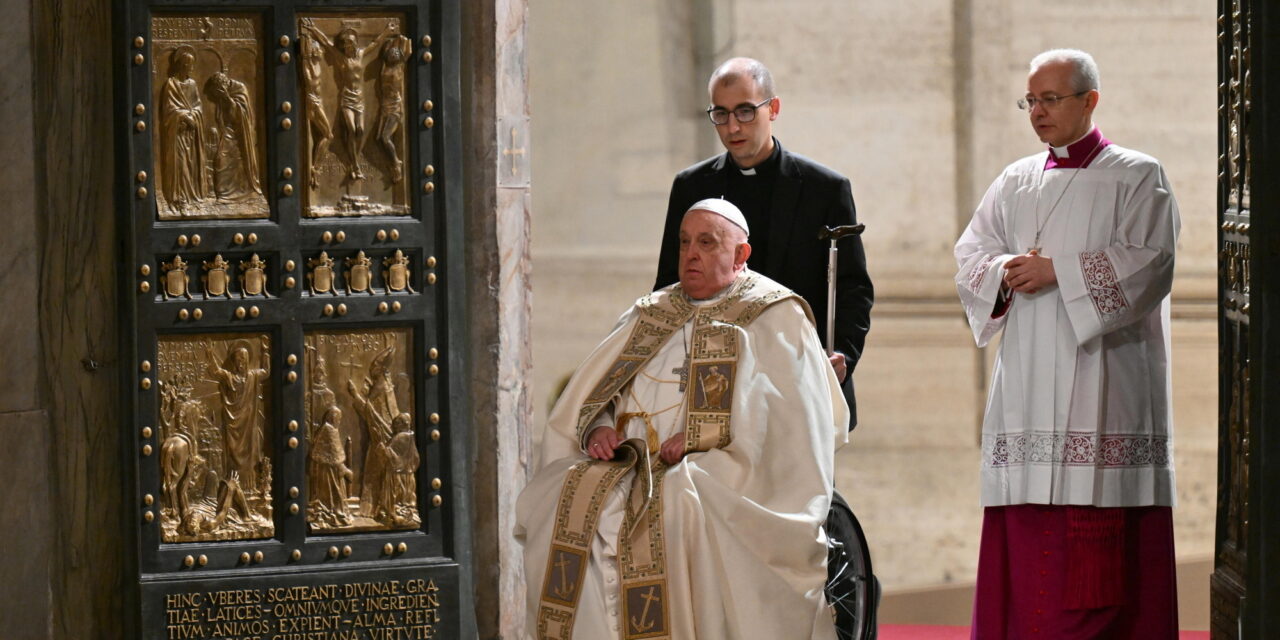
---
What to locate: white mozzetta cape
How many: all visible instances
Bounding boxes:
[955,144,1180,508]
[515,271,848,639]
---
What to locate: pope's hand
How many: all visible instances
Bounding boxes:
[586,426,621,461]
[1003,250,1056,294]
[829,352,847,382]
[659,432,686,465]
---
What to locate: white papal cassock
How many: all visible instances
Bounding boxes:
[955,140,1180,509]
[515,270,847,639]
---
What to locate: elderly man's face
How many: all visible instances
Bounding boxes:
[1026,60,1097,148]
[678,211,751,299]
[710,77,777,169]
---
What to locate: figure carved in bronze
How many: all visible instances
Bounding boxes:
[382,249,415,293]
[206,55,264,203]
[387,412,420,525]
[376,35,412,182]
[308,405,354,528]
[296,14,411,217]
[156,334,274,542]
[159,45,209,215]
[158,376,210,518]
[345,250,376,295]
[307,251,339,295]
[202,254,232,299]
[299,18,397,183]
[238,253,269,298]
[206,341,270,494]
[347,345,418,527]
[304,329,417,532]
[161,255,193,300]
[152,14,269,220]
[300,33,334,191]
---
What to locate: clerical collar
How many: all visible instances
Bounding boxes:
[1045,127,1111,170]
[732,138,781,176]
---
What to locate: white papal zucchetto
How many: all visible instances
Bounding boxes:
[684,197,749,236]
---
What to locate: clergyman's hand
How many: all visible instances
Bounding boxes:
[585,426,622,461]
[1003,250,1057,294]
[659,432,686,465]
[829,352,847,382]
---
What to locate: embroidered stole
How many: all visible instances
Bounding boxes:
[536,273,798,639]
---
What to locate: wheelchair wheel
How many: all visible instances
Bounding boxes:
[825,490,879,640]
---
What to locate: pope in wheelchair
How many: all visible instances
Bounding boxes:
[516,199,853,639]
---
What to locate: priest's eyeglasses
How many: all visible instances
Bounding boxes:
[1017,91,1088,111]
[706,97,775,125]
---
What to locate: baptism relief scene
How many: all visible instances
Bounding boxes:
[305,328,420,533]
[298,14,412,217]
[151,15,269,220]
[156,334,274,543]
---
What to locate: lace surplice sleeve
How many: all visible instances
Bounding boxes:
[955,172,1020,348]
[1054,159,1180,344]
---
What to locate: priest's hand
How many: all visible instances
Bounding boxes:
[1003,250,1056,294]
[659,432,686,465]
[829,352,847,382]
[586,426,621,460]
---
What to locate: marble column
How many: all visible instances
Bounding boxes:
[464,1,533,638]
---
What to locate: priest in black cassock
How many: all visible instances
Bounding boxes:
[654,57,873,428]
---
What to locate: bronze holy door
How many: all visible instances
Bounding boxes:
[1213,1,1280,637]
[114,1,472,637]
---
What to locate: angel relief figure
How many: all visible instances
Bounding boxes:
[159,45,209,214]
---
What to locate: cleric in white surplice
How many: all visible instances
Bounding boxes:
[515,198,847,639]
[955,49,1181,637]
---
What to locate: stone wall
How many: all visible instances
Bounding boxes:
[528,0,1218,599]
[0,4,54,635]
